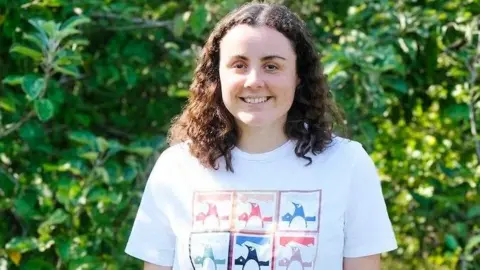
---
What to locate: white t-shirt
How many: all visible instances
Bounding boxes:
[125,136,397,269]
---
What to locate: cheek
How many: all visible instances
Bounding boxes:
[220,75,244,98]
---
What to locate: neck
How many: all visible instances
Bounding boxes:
[236,122,289,154]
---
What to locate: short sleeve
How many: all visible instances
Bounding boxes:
[125,149,177,266]
[343,142,398,258]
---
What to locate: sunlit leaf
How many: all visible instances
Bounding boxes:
[23,33,46,50]
[68,131,96,145]
[6,237,38,253]
[53,64,80,77]
[2,75,24,86]
[60,16,91,31]
[22,74,45,99]
[190,5,208,37]
[34,98,55,121]
[9,45,42,61]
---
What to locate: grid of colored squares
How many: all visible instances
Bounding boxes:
[192,190,322,233]
[189,190,322,269]
[190,231,318,270]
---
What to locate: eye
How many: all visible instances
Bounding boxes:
[232,62,247,69]
[265,63,279,72]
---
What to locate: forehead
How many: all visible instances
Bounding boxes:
[219,24,296,59]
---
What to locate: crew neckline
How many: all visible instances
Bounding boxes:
[232,139,295,161]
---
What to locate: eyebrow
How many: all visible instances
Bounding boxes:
[232,55,287,61]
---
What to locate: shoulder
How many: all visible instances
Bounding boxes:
[154,141,193,165]
[315,135,366,161]
[153,141,200,170]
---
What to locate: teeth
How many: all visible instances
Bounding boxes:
[243,97,268,104]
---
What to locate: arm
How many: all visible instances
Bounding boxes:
[144,262,172,270]
[343,254,380,270]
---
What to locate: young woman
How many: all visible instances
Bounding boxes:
[125,2,397,270]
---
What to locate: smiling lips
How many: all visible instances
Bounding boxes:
[240,96,272,104]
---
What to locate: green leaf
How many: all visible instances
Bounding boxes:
[173,89,190,98]
[9,45,43,61]
[444,104,469,121]
[68,256,102,270]
[22,74,45,99]
[0,168,17,197]
[54,50,82,66]
[123,166,137,182]
[0,97,16,112]
[122,65,137,88]
[383,76,408,94]
[126,146,153,157]
[190,5,208,37]
[93,167,109,183]
[465,234,480,255]
[79,152,98,161]
[38,209,69,235]
[28,19,48,36]
[53,64,80,77]
[87,187,107,202]
[6,237,38,253]
[19,121,44,141]
[61,16,91,31]
[34,99,55,121]
[57,28,81,41]
[44,209,68,226]
[14,197,36,219]
[173,14,187,37]
[95,137,109,153]
[21,258,55,270]
[55,237,71,261]
[445,234,459,250]
[68,131,96,145]
[107,192,123,204]
[40,21,57,38]
[2,75,24,86]
[467,205,480,219]
[23,33,46,50]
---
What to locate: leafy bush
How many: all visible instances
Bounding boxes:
[1,0,479,269]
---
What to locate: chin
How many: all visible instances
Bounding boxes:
[236,115,275,128]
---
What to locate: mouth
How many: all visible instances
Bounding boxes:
[239,96,273,104]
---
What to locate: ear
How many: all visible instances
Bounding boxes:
[296,76,301,87]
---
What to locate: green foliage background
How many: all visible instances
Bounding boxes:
[1,0,479,269]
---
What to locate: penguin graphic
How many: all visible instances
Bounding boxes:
[193,245,226,270]
[281,202,316,228]
[234,244,270,270]
[238,202,264,228]
[286,246,312,269]
[238,202,274,229]
[195,202,229,228]
[278,237,315,269]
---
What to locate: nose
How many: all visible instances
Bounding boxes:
[243,69,265,89]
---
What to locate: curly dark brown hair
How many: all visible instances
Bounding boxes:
[168,2,344,172]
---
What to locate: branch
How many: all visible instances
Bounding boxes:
[0,111,35,138]
[101,126,135,140]
[90,12,172,31]
[466,20,480,164]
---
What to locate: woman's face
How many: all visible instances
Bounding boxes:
[219,24,299,132]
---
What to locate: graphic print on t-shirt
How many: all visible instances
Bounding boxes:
[193,192,234,232]
[278,192,321,232]
[189,190,321,270]
[233,192,278,233]
[190,233,230,270]
[232,233,273,270]
[275,233,318,270]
